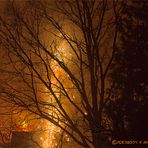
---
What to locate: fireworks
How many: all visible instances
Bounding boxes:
[36,36,72,148]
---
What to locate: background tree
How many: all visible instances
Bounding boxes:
[107,0,148,140]
[0,0,120,147]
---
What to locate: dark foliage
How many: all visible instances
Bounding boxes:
[107,0,148,141]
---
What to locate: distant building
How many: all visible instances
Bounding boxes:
[11,131,40,148]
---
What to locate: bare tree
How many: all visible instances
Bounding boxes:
[0,0,121,147]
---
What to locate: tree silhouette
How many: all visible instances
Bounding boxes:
[0,0,121,147]
[107,0,148,141]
